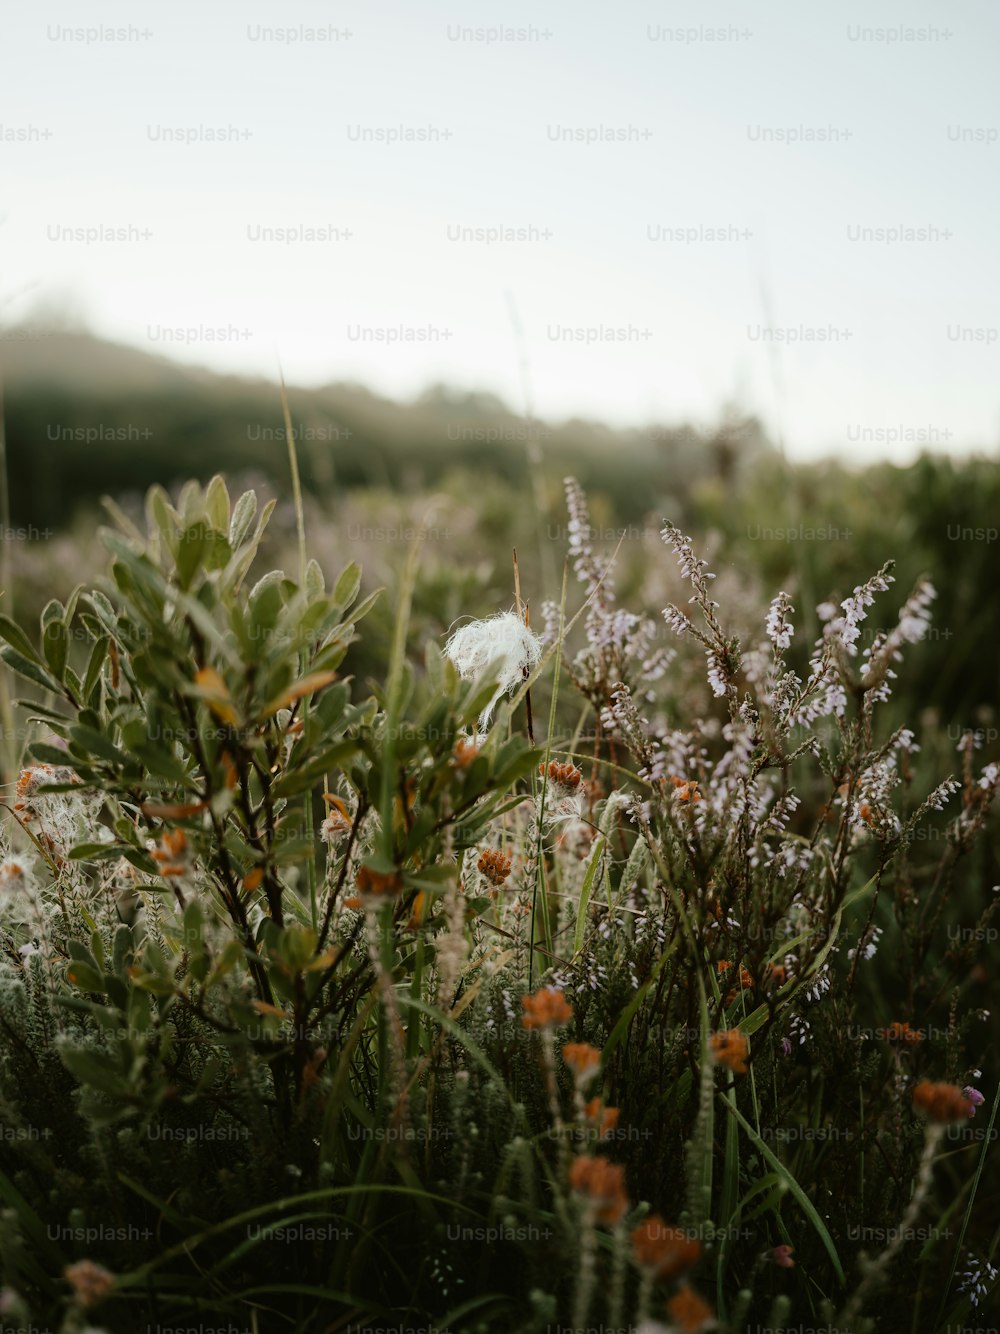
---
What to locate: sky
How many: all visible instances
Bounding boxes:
[2,0,998,460]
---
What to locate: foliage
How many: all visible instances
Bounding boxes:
[0,475,997,1334]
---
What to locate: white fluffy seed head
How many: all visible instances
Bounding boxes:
[444,610,542,729]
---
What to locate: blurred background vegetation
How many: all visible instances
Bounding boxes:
[2,321,997,751]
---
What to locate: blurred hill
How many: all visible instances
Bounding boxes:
[2,322,997,730]
[0,323,771,531]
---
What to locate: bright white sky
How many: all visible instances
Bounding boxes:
[2,0,998,459]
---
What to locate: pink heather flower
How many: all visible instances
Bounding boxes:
[964,1086,985,1116]
[772,1244,795,1268]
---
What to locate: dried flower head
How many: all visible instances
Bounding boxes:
[521,986,573,1030]
[912,1080,973,1123]
[630,1216,702,1279]
[320,794,352,844]
[64,1260,115,1308]
[0,857,31,891]
[562,1041,601,1083]
[541,759,583,790]
[14,763,67,820]
[568,1154,629,1225]
[477,848,512,887]
[709,1030,749,1075]
[444,611,542,729]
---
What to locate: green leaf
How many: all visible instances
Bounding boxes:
[68,841,124,862]
[69,724,132,768]
[59,1047,130,1096]
[720,1097,846,1285]
[133,742,192,785]
[305,558,325,597]
[345,586,381,627]
[205,474,231,531]
[65,961,106,992]
[332,561,362,610]
[28,742,77,766]
[0,614,41,664]
[121,847,158,873]
[0,646,61,693]
[573,836,605,955]
[229,490,258,547]
[82,636,109,699]
[102,531,169,602]
[176,522,211,588]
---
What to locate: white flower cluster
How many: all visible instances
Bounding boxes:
[958,1252,998,1308]
[847,925,883,963]
[765,591,795,652]
[563,479,673,697]
[705,651,728,698]
[925,777,961,811]
[827,565,895,656]
[662,606,693,637]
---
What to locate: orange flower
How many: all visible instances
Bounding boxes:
[562,1042,601,1081]
[584,1098,620,1137]
[717,960,753,1001]
[478,848,513,886]
[541,759,582,789]
[912,1080,972,1123]
[669,775,702,803]
[521,986,573,1031]
[630,1215,701,1279]
[709,1029,749,1075]
[764,963,787,989]
[666,1284,714,1332]
[452,738,480,769]
[151,827,191,878]
[568,1154,629,1225]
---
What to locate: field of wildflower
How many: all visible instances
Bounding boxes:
[0,452,998,1334]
